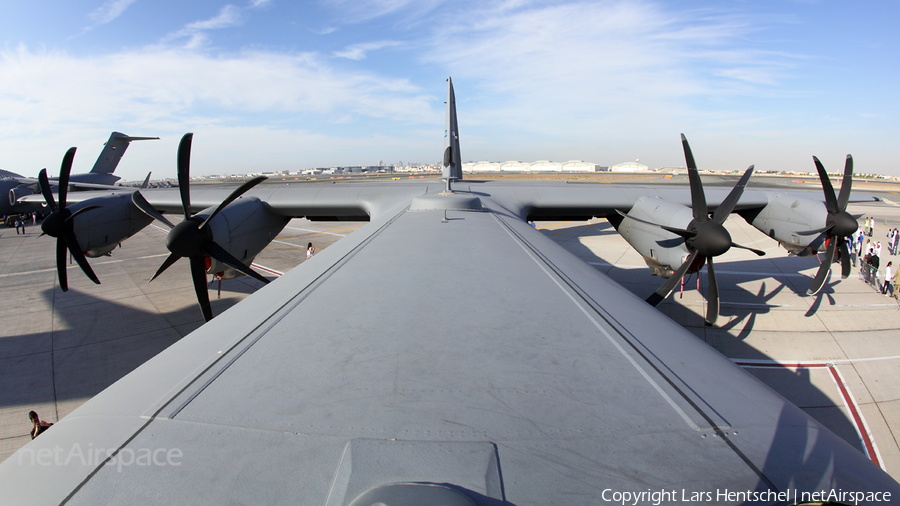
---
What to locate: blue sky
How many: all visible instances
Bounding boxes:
[1,0,898,180]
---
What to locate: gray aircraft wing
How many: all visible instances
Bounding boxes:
[0,169,25,178]
[0,184,897,505]
[13,177,131,191]
[33,178,878,221]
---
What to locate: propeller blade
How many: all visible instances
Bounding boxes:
[203,242,270,285]
[836,155,853,212]
[813,156,838,214]
[56,238,68,292]
[177,133,193,220]
[65,205,102,223]
[795,226,832,237]
[682,134,708,222]
[646,250,700,307]
[705,257,719,326]
[63,231,100,285]
[38,169,58,213]
[730,242,766,257]
[198,176,266,231]
[616,210,696,239]
[807,238,836,295]
[58,147,75,210]
[839,238,851,279]
[712,165,754,224]
[150,252,181,283]
[132,191,175,228]
[190,256,213,322]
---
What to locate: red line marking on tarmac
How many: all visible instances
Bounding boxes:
[828,366,881,469]
[733,360,883,470]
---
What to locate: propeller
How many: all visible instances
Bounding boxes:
[632,134,765,326]
[141,133,269,322]
[39,148,102,291]
[797,155,858,296]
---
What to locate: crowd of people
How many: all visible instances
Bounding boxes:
[2,211,38,234]
[853,216,900,298]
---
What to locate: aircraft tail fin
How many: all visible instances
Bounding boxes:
[90,132,159,174]
[442,78,463,182]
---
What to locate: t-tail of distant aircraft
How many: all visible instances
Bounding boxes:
[89,132,159,174]
[442,77,463,189]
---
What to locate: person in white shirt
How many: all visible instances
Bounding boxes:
[883,262,893,296]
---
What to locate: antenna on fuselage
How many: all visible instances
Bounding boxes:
[442,77,463,193]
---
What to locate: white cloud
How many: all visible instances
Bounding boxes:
[88,0,139,25]
[187,5,243,30]
[325,0,444,24]
[163,5,244,48]
[417,0,813,164]
[0,45,438,180]
[3,1,895,176]
[333,41,401,60]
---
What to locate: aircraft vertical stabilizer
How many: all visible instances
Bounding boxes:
[442,78,463,182]
[90,132,159,174]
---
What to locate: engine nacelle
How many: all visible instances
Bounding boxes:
[741,194,828,256]
[199,197,290,279]
[9,186,35,206]
[69,193,154,257]
[615,196,694,277]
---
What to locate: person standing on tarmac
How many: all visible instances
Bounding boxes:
[28,411,53,439]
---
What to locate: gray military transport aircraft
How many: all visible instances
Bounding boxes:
[0,131,158,218]
[1,79,897,505]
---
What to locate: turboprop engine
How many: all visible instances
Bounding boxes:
[38,148,154,291]
[740,155,858,295]
[179,196,289,280]
[614,196,694,278]
[611,134,764,326]
[64,193,153,258]
[741,194,828,256]
[136,133,290,321]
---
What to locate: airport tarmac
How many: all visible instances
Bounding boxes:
[1,197,900,483]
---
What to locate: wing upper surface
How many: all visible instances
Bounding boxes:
[1,189,895,505]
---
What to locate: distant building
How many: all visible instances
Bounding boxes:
[610,162,649,172]
[463,160,605,173]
